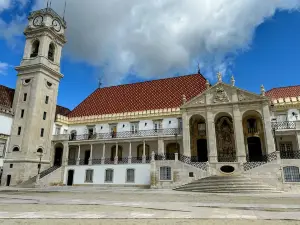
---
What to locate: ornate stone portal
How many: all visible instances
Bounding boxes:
[215,116,236,162]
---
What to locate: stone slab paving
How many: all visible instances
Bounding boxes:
[1,188,300,220]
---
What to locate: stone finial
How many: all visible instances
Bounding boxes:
[217,72,222,83]
[231,75,235,86]
[261,84,265,96]
[182,94,187,104]
[205,79,210,89]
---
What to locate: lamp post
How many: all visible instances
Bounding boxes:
[37,148,43,175]
[271,118,278,152]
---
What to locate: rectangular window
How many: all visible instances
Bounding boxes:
[105,169,114,182]
[130,123,139,134]
[0,143,5,157]
[87,126,95,139]
[110,124,117,138]
[283,166,300,182]
[40,128,44,137]
[45,96,49,104]
[154,120,162,132]
[10,164,13,168]
[55,126,61,135]
[160,166,172,180]
[17,127,21,135]
[23,93,27,101]
[43,112,47,120]
[126,169,135,183]
[21,109,24,118]
[85,169,94,183]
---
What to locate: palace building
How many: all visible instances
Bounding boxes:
[0,7,300,192]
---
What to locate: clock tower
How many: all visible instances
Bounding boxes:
[2,7,67,186]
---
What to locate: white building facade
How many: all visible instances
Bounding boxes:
[1,7,300,192]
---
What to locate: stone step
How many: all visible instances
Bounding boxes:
[174,175,280,193]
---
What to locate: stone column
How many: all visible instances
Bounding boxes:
[262,102,276,154]
[232,104,246,163]
[76,145,81,165]
[158,138,164,156]
[182,111,191,157]
[101,143,106,164]
[63,142,69,166]
[114,143,118,164]
[206,109,218,163]
[142,140,146,163]
[89,144,93,166]
[128,142,132,164]
[296,130,300,150]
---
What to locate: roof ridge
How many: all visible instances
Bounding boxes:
[99,73,206,90]
[266,84,300,93]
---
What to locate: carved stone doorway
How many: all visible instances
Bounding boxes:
[215,115,236,162]
[197,139,208,162]
[247,137,263,162]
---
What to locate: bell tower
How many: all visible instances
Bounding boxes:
[2,7,67,186]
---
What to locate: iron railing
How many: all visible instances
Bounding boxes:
[280,150,300,159]
[178,154,208,171]
[69,157,151,165]
[66,128,182,141]
[272,121,296,130]
[68,159,76,165]
[243,151,277,171]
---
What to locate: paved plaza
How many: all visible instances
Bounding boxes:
[1,187,300,224]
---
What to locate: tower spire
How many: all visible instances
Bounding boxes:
[63,0,67,21]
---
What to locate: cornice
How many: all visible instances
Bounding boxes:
[0,106,14,116]
[56,108,182,125]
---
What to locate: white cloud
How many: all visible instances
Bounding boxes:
[9,0,300,84]
[0,61,10,75]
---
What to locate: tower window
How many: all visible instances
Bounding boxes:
[40,128,44,137]
[17,127,21,135]
[43,112,47,120]
[12,147,19,152]
[23,93,27,101]
[48,43,55,61]
[45,96,49,104]
[21,109,24,118]
[30,40,40,58]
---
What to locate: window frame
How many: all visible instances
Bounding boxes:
[43,112,47,120]
[105,169,114,183]
[45,96,49,104]
[40,128,44,137]
[23,93,27,102]
[126,168,135,183]
[21,109,24,118]
[283,166,300,183]
[17,127,21,135]
[85,169,94,183]
[159,166,172,181]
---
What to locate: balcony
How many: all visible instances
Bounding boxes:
[271,121,296,130]
[52,134,70,141]
[66,128,182,141]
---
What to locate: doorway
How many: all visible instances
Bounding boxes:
[247,137,263,161]
[6,175,11,186]
[67,170,74,186]
[54,148,63,166]
[84,150,90,165]
[197,139,208,162]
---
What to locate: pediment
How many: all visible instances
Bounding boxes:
[181,82,268,109]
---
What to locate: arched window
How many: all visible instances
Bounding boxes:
[137,144,150,159]
[283,166,300,182]
[48,43,55,61]
[160,166,172,181]
[12,146,20,152]
[30,40,40,58]
[111,145,123,161]
[70,130,77,141]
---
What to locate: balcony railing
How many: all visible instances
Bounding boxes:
[67,128,182,141]
[271,121,296,130]
[280,150,300,159]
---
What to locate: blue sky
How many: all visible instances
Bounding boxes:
[0,1,299,110]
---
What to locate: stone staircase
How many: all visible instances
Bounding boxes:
[18,166,61,187]
[174,175,281,193]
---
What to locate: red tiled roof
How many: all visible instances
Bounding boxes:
[266,85,300,99]
[0,85,15,109]
[68,74,207,118]
[0,84,70,116]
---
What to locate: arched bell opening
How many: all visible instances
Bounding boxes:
[30,40,40,58]
[242,110,265,162]
[215,112,236,162]
[189,115,208,162]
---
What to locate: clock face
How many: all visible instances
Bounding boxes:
[33,16,43,26]
[52,19,61,32]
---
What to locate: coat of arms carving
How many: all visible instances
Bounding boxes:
[213,86,229,103]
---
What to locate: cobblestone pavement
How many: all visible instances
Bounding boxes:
[1,187,300,223]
